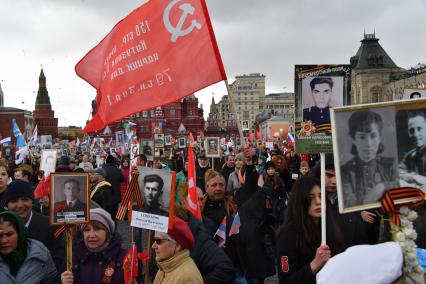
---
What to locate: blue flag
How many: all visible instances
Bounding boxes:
[12,119,26,147]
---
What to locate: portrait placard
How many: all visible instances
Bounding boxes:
[178,137,186,149]
[164,135,172,146]
[140,140,154,161]
[115,131,125,146]
[154,133,165,148]
[403,89,426,100]
[205,137,220,157]
[332,99,426,213]
[294,64,351,154]
[40,149,57,177]
[130,167,176,232]
[50,173,89,225]
[130,143,140,160]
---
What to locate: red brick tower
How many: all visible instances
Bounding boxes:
[33,69,58,136]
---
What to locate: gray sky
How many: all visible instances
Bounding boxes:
[0,0,425,127]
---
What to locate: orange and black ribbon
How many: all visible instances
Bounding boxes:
[116,167,143,220]
[381,187,425,226]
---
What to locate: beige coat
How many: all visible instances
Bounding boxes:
[154,250,203,284]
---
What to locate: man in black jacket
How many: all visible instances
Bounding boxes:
[103,155,124,208]
[90,168,116,218]
[4,180,65,269]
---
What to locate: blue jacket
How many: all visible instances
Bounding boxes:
[0,239,57,284]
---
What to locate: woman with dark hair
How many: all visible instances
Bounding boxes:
[0,211,57,283]
[341,110,398,207]
[276,177,342,284]
[271,155,293,192]
[119,158,130,200]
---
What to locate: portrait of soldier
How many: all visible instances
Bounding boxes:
[303,77,334,126]
[54,178,87,223]
[142,174,168,216]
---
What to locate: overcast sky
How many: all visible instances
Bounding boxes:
[0,0,425,127]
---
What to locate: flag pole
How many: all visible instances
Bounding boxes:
[225,80,245,147]
[320,153,326,244]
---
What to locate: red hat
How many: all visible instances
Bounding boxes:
[168,217,195,249]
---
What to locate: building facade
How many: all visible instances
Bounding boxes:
[0,107,33,144]
[33,69,58,136]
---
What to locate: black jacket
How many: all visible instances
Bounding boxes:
[188,215,235,284]
[90,182,116,218]
[276,228,316,284]
[103,163,124,204]
[27,211,66,269]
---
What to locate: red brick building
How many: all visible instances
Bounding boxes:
[33,69,58,137]
[108,94,204,138]
[0,107,33,144]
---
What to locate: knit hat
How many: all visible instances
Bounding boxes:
[204,169,220,184]
[300,161,309,168]
[265,161,275,171]
[92,168,107,177]
[197,151,207,159]
[4,180,34,205]
[88,208,115,234]
[58,156,70,166]
[235,153,245,161]
[167,217,194,249]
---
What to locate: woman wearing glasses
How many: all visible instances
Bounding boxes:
[152,217,203,284]
[60,208,126,284]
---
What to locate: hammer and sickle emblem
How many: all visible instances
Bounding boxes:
[163,0,202,42]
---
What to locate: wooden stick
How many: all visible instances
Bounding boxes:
[144,230,152,284]
[66,225,73,271]
[320,153,326,245]
[225,80,245,146]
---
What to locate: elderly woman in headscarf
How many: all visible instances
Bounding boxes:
[60,208,126,284]
[0,211,57,283]
[152,217,203,283]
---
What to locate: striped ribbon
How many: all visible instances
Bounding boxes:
[381,187,425,226]
[54,224,68,238]
[116,167,143,220]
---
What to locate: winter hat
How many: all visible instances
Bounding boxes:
[235,153,245,161]
[300,161,309,168]
[88,208,115,234]
[106,155,115,164]
[265,161,275,171]
[316,242,403,284]
[167,217,195,249]
[92,168,107,177]
[58,156,70,166]
[4,180,34,205]
[204,169,221,185]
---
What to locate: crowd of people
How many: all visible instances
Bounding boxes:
[0,139,425,283]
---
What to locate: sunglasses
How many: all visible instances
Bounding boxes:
[152,237,173,245]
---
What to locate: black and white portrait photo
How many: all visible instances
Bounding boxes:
[205,137,220,157]
[164,135,172,146]
[140,140,154,161]
[138,167,173,217]
[51,173,89,225]
[154,133,165,148]
[115,131,125,146]
[333,106,399,212]
[396,108,426,191]
[96,155,106,168]
[178,137,186,149]
[403,89,426,100]
[40,149,57,176]
[130,143,140,160]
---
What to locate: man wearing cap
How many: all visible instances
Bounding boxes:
[196,151,211,194]
[4,179,66,268]
[89,168,116,218]
[152,217,203,283]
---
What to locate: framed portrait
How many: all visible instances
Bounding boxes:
[154,134,165,148]
[40,149,57,176]
[50,173,89,225]
[130,143,140,160]
[130,167,176,232]
[294,64,351,154]
[403,89,426,100]
[96,155,106,168]
[205,137,220,157]
[140,140,154,161]
[178,137,186,149]
[164,135,172,146]
[331,98,426,213]
[69,147,76,155]
[115,131,125,146]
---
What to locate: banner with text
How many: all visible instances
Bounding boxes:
[78,0,226,133]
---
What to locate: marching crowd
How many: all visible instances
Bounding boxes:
[0,141,425,284]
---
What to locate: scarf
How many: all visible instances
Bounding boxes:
[0,211,27,277]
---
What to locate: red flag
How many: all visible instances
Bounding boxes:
[123,243,138,284]
[186,133,202,219]
[34,175,51,199]
[78,0,226,133]
[255,130,261,140]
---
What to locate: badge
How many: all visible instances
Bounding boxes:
[105,267,114,277]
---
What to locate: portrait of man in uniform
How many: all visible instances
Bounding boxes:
[302,77,335,127]
[397,109,426,190]
[51,174,89,225]
[40,149,57,176]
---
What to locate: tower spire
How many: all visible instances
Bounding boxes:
[0,83,4,107]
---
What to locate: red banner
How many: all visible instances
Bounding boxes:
[78,0,226,133]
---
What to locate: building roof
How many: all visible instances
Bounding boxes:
[0,106,27,112]
[350,33,399,70]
